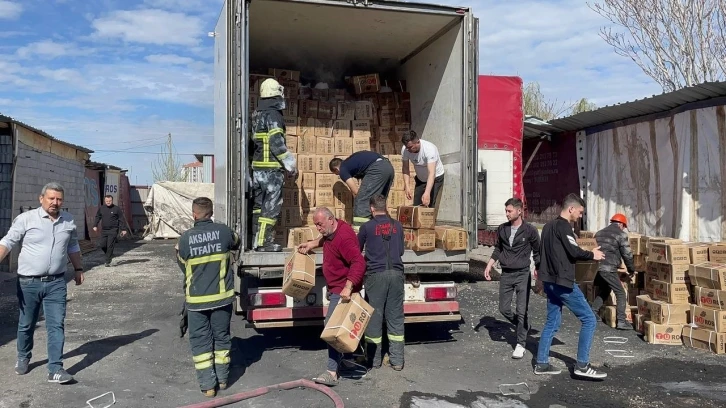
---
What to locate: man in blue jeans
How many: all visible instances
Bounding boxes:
[535,193,606,379]
[0,182,85,384]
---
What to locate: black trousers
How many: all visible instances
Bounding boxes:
[363,270,405,367]
[188,304,233,391]
[98,228,118,264]
[499,268,532,346]
[592,270,627,323]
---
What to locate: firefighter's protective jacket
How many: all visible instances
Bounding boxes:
[177,218,240,312]
[250,97,297,173]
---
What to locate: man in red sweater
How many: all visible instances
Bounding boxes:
[297,207,366,387]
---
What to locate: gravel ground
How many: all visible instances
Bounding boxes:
[0,240,724,408]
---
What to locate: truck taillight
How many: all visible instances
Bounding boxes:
[425,286,457,301]
[249,292,286,307]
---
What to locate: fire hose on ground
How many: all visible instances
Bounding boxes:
[177,379,345,408]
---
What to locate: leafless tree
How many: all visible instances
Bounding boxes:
[152,133,186,182]
[523,82,571,121]
[571,98,598,115]
[590,0,726,92]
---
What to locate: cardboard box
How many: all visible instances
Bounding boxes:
[681,326,726,354]
[317,101,336,120]
[320,293,375,353]
[645,236,683,250]
[282,188,303,207]
[394,124,410,139]
[634,313,648,333]
[377,92,396,109]
[282,81,300,99]
[282,250,316,299]
[395,91,410,106]
[689,262,726,289]
[285,135,298,153]
[352,136,372,153]
[688,243,711,264]
[299,100,319,118]
[298,134,317,154]
[336,102,356,120]
[313,119,333,138]
[315,174,336,191]
[314,155,334,173]
[576,238,598,251]
[329,89,347,101]
[574,261,599,282]
[403,228,436,251]
[394,108,410,125]
[388,207,398,220]
[315,190,336,207]
[311,88,329,101]
[649,301,690,324]
[298,117,315,138]
[334,208,353,224]
[286,227,320,248]
[351,120,372,139]
[391,174,405,191]
[644,271,658,297]
[297,155,316,173]
[651,279,690,304]
[434,226,468,251]
[694,286,726,310]
[578,231,596,238]
[388,191,406,208]
[316,137,335,155]
[280,207,303,228]
[351,73,381,94]
[379,109,396,127]
[691,304,726,332]
[628,233,643,255]
[397,205,435,229]
[600,305,636,327]
[268,68,300,82]
[332,120,351,138]
[333,137,352,156]
[282,99,299,118]
[386,154,403,169]
[301,190,315,209]
[653,263,690,284]
[333,181,353,209]
[300,173,316,190]
[649,243,690,264]
[378,142,396,156]
[636,294,655,318]
[643,321,685,345]
[302,209,315,227]
[710,244,726,263]
[354,101,376,120]
[378,126,396,140]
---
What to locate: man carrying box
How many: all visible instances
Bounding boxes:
[358,195,406,371]
[329,151,394,227]
[591,213,636,330]
[483,198,540,359]
[401,130,445,215]
[297,207,366,386]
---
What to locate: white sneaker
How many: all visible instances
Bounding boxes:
[512,344,525,359]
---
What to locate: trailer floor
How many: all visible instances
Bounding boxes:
[0,240,724,408]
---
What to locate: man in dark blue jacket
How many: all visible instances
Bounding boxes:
[484,198,540,359]
[535,194,605,380]
[358,195,405,371]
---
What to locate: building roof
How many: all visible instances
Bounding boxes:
[183,161,203,168]
[549,81,726,132]
[86,160,124,171]
[0,113,94,153]
[194,153,213,163]
[523,116,561,139]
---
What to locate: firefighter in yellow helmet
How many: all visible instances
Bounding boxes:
[251,78,298,252]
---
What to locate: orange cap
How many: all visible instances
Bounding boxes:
[610,213,628,227]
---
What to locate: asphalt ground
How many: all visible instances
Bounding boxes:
[0,240,724,408]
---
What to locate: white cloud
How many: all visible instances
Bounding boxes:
[143,0,211,12]
[16,40,93,59]
[145,53,195,65]
[0,0,22,20]
[91,9,204,46]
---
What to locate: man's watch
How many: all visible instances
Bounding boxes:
[75,268,84,272]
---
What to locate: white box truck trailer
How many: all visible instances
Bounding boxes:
[213,0,479,328]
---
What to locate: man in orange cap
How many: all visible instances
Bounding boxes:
[591,213,636,330]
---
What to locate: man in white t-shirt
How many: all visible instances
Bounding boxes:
[401,130,445,212]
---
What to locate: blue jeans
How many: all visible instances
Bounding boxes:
[17,276,67,374]
[536,281,596,366]
[325,294,353,372]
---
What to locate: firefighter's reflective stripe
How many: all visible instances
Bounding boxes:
[353,216,370,225]
[388,334,404,342]
[365,336,382,344]
[185,253,234,304]
[214,350,231,365]
[251,129,284,169]
[193,352,214,370]
[252,209,261,214]
[276,151,289,161]
[256,217,277,247]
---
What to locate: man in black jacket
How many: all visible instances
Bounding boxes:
[92,195,129,267]
[591,213,636,330]
[484,198,540,359]
[535,194,606,379]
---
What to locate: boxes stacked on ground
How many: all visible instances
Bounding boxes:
[684,259,726,354]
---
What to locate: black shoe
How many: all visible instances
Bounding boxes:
[48,368,73,384]
[534,363,562,375]
[616,322,633,330]
[15,358,29,375]
[255,244,282,252]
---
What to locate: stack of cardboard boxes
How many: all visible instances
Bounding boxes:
[397,206,436,251]
[250,69,416,249]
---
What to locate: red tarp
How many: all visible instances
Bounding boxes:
[119,174,133,231]
[477,75,524,199]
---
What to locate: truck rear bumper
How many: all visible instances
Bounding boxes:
[246,301,461,329]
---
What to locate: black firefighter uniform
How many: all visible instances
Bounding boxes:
[177,218,240,392]
[250,96,297,251]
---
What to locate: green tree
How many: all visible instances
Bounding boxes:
[152,133,186,182]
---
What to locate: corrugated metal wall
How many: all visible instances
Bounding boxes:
[0,126,13,273]
[202,155,213,183]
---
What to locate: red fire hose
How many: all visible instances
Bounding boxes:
[177,379,345,408]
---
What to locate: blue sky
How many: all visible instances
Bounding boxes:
[0,0,661,185]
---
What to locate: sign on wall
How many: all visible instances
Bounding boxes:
[104,169,120,203]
